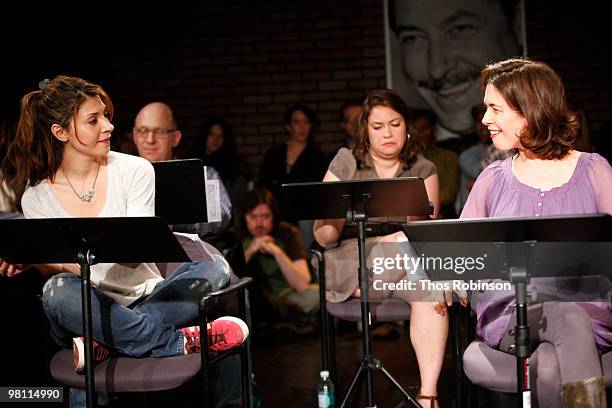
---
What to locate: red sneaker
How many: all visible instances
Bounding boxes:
[180,316,249,353]
[72,337,111,373]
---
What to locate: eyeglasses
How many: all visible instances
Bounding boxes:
[134,127,178,139]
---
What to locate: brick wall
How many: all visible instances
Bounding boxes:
[105,0,387,178]
[524,0,612,148]
[100,0,610,179]
[4,1,610,178]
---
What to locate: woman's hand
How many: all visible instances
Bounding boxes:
[432,280,469,316]
[0,258,30,278]
[313,170,345,247]
[377,231,407,243]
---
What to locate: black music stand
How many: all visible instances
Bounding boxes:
[403,213,612,408]
[283,178,432,408]
[0,217,190,408]
[153,158,207,225]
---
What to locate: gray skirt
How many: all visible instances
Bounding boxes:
[319,236,429,304]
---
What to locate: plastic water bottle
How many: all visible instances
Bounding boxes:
[317,370,335,408]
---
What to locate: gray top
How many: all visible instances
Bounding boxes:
[330,147,437,224]
[323,148,437,302]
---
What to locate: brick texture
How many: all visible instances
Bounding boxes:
[104,0,386,177]
[6,1,609,179]
[524,0,612,149]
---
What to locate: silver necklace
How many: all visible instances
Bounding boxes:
[61,163,100,203]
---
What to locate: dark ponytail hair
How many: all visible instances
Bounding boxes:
[1,75,113,193]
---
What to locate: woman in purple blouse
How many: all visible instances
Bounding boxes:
[461,58,611,406]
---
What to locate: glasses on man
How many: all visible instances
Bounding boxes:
[134,127,178,139]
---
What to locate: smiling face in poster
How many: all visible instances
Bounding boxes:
[387,0,523,137]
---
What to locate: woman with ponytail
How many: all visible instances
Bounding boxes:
[0,76,248,375]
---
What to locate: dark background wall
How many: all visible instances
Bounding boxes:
[105,0,387,174]
[524,0,612,150]
[0,0,610,391]
[2,0,610,179]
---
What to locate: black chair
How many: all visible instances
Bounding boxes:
[310,242,467,407]
[49,239,253,408]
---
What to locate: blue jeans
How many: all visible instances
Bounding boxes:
[42,258,230,357]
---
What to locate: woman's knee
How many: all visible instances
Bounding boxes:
[42,273,80,311]
[194,255,230,291]
[409,300,447,322]
[546,302,591,330]
[532,343,562,407]
[539,302,594,348]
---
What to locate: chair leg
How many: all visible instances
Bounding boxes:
[106,392,119,408]
[62,386,70,408]
[316,249,330,375]
[198,310,213,408]
[450,303,463,408]
[241,348,251,408]
[241,286,253,408]
[329,315,338,390]
[321,300,330,371]
[467,310,478,408]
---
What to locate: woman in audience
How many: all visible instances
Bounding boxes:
[192,116,251,226]
[259,103,328,225]
[0,76,248,374]
[462,58,611,407]
[314,89,461,408]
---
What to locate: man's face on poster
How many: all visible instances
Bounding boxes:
[393,0,521,135]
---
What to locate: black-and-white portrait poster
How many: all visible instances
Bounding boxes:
[385,0,527,140]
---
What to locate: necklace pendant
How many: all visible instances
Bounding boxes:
[80,189,95,202]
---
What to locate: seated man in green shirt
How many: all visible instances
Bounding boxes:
[240,187,319,328]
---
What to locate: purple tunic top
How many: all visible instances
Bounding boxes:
[461,152,612,350]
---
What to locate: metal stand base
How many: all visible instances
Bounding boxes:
[338,212,422,408]
[340,355,421,408]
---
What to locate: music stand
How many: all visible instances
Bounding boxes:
[283,177,432,408]
[402,213,612,407]
[0,217,190,408]
[153,158,207,224]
